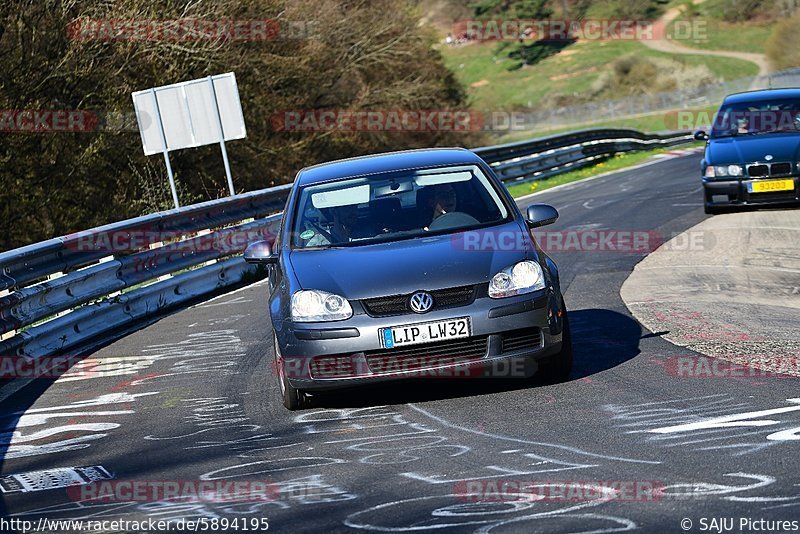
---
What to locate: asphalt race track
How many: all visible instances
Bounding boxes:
[2,152,799,533]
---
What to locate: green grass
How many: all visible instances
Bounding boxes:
[440,39,758,112]
[505,142,704,198]
[668,18,774,54]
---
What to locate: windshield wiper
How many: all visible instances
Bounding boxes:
[741,129,799,136]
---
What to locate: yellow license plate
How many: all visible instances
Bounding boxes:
[748,179,794,193]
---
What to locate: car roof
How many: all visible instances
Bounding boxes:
[723,88,800,105]
[295,148,485,186]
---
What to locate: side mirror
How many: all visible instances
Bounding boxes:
[243,240,278,264]
[693,130,709,141]
[526,204,559,228]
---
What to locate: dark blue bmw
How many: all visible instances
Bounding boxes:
[244,148,570,410]
[697,88,800,214]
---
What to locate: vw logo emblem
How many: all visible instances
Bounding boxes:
[765,154,773,161]
[408,291,434,313]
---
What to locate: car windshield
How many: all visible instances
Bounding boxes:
[710,98,800,138]
[291,164,509,248]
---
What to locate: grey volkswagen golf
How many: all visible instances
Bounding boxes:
[244,148,571,410]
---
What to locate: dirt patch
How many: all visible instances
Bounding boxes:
[549,67,597,81]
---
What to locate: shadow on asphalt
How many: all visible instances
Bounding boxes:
[314,308,641,409]
[0,309,642,526]
[0,279,268,522]
[0,376,64,522]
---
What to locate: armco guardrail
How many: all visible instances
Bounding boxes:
[0,128,691,363]
[0,184,291,359]
[474,128,692,182]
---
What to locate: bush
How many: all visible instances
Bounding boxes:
[590,54,718,97]
[766,10,800,70]
[469,0,552,18]
[702,0,771,22]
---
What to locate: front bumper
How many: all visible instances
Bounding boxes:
[703,176,800,208]
[275,289,564,390]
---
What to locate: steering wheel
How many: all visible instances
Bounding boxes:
[428,211,480,231]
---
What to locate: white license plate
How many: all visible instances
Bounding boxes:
[381,317,471,348]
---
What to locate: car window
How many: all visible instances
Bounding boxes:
[291,164,509,248]
[710,98,800,137]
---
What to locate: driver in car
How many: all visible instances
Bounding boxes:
[304,204,359,247]
[429,184,458,222]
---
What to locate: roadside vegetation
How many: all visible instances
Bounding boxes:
[767,9,800,70]
[437,0,758,113]
[0,0,479,250]
[670,0,793,57]
[442,40,753,112]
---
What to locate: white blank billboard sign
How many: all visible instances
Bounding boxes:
[132,73,246,156]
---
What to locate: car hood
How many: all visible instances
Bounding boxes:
[288,221,533,300]
[707,133,800,164]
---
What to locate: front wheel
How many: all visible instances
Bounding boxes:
[539,309,573,383]
[273,334,311,411]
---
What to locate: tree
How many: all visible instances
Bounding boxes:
[0,0,480,250]
[469,0,552,18]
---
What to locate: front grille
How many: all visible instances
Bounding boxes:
[365,336,488,374]
[500,328,542,353]
[771,162,792,176]
[362,285,476,316]
[747,162,794,178]
[310,355,355,378]
[362,295,407,315]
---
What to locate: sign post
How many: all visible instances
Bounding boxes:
[132,73,247,209]
[207,76,235,197]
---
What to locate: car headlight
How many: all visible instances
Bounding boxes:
[725,164,743,176]
[291,290,353,322]
[708,165,743,178]
[489,260,545,298]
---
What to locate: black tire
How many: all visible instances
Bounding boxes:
[539,310,573,383]
[704,204,719,215]
[273,334,311,411]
